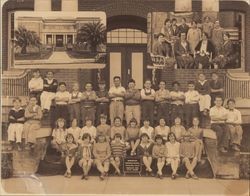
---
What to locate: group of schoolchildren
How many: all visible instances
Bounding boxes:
[7,69,243,180]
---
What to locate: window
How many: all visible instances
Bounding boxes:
[107,28,147,44]
[51,0,62,11]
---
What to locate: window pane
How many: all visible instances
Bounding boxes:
[112,37,119,43]
[127,37,134,43]
[119,31,126,37]
[119,37,127,43]
[127,31,134,38]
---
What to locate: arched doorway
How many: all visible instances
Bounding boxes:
[106,15,149,89]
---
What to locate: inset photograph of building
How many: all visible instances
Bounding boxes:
[14,11,106,68]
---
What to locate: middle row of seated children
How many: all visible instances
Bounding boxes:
[29,69,224,128]
[50,115,205,180]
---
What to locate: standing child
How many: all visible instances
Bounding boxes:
[126,118,140,156]
[180,135,199,179]
[96,114,111,142]
[54,82,70,126]
[28,69,43,105]
[139,119,154,142]
[154,118,170,141]
[7,98,25,151]
[81,82,97,126]
[170,117,186,142]
[93,134,111,180]
[155,81,171,125]
[210,72,224,107]
[137,133,154,176]
[40,71,58,114]
[187,117,204,162]
[170,81,185,125]
[96,81,110,124]
[195,73,211,116]
[62,133,78,178]
[24,96,42,150]
[78,133,93,180]
[110,133,126,175]
[110,117,126,141]
[184,81,200,128]
[140,80,155,126]
[80,118,97,143]
[66,118,81,142]
[152,135,167,179]
[165,132,180,179]
[51,118,67,153]
[68,82,82,123]
[226,99,243,152]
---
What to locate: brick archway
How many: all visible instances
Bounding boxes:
[107,15,147,32]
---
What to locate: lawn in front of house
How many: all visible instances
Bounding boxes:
[15,49,53,60]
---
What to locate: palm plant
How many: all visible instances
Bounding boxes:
[76,21,106,52]
[14,26,41,54]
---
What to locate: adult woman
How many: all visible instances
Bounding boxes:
[187,21,202,54]
[213,32,234,68]
[175,32,194,69]
[211,20,224,55]
[194,32,215,69]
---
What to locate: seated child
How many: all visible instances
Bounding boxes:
[51,118,67,153]
[7,97,25,151]
[139,119,154,142]
[110,133,126,175]
[110,117,126,141]
[61,133,78,178]
[137,133,154,176]
[226,99,243,152]
[180,135,199,179]
[93,134,111,180]
[152,134,167,179]
[187,117,204,162]
[80,118,97,144]
[66,118,81,142]
[78,133,93,180]
[24,96,42,150]
[170,116,186,142]
[165,132,180,180]
[154,118,170,141]
[28,69,43,105]
[40,71,58,114]
[126,118,140,156]
[96,114,111,142]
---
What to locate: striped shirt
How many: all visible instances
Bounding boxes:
[110,141,126,157]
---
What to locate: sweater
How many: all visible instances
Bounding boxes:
[8,107,25,124]
[93,142,111,160]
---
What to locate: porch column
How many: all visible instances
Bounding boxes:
[61,0,78,11]
[34,0,51,11]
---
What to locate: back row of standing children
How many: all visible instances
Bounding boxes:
[27,69,224,128]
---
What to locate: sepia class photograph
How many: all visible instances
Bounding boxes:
[1,0,249,195]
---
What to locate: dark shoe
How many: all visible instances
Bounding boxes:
[64,172,68,177]
[171,174,176,180]
[67,172,71,178]
[85,175,89,180]
[149,171,154,177]
[159,174,163,179]
[81,175,85,180]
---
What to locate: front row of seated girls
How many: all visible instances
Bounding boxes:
[50,114,203,180]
